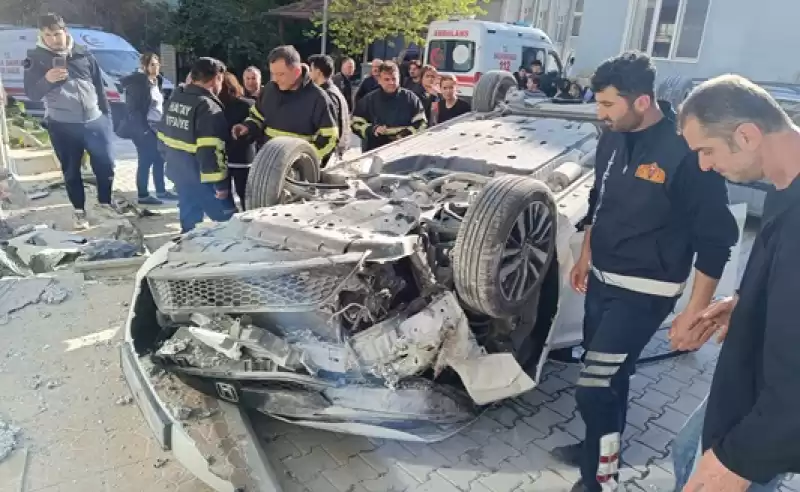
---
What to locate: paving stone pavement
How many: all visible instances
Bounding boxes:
[254,332,799,492]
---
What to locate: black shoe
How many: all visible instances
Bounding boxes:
[550,442,583,467]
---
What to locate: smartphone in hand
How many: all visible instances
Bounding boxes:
[52,57,67,69]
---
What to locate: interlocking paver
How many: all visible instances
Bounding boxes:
[631,387,677,413]
[626,401,660,432]
[666,391,705,417]
[634,422,676,454]
[651,406,691,434]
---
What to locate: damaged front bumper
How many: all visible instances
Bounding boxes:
[121,248,281,491]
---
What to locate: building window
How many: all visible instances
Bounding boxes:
[571,0,584,37]
[627,0,711,60]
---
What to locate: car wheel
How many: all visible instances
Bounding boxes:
[452,175,557,318]
[471,70,518,113]
[244,136,320,209]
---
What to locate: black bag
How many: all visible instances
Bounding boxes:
[114,112,135,140]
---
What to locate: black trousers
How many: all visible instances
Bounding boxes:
[227,166,249,211]
[577,273,677,491]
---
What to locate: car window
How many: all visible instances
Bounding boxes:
[427,40,475,73]
[91,50,140,78]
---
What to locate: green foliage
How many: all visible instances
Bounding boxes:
[167,0,295,72]
[310,0,488,57]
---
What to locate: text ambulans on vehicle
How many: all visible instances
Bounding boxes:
[423,19,564,99]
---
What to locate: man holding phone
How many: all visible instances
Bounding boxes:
[23,12,117,229]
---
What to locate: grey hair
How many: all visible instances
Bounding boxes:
[678,74,792,139]
[244,66,261,75]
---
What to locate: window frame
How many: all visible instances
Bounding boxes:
[624,0,713,63]
[571,0,584,38]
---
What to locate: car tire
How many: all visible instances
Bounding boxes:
[244,136,321,209]
[471,70,518,113]
[452,175,557,318]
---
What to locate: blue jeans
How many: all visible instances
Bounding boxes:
[133,128,166,197]
[672,397,783,492]
[47,114,115,209]
[171,174,235,233]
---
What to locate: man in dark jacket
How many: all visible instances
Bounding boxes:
[157,57,233,233]
[309,54,351,165]
[668,74,800,492]
[351,61,427,152]
[332,57,355,113]
[23,13,117,229]
[232,45,338,163]
[353,58,382,108]
[549,52,739,492]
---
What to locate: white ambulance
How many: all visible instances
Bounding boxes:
[0,26,173,128]
[423,19,566,100]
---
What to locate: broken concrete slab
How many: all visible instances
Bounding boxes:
[0,419,21,463]
[0,277,69,323]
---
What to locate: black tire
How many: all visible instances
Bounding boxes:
[452,175,557,318]
[244,136,320,209]
[471,70,518,113]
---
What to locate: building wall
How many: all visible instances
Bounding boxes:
[573,0,800,83]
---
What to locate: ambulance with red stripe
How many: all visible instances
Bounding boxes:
[0,26,173,130]
[424,19,565,101]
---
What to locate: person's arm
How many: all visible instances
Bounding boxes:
[23,54,56,102]
[89,56,110,116]
[673,152,739,310]
[350,96,373,140]
[387,93,427,139]
[242,88,267,135]
[194,100,228,189]
[711,228,800,483]
[311,94,339,160]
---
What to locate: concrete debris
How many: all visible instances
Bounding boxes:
[115,395,134,406]
[0,278,69,323]
[45,379,61,389]
[153,458,169,469]
[171,405,193,420]
[0,419,21,462]
[0,224,144,275]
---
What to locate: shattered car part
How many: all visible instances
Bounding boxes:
[123,72,747,483]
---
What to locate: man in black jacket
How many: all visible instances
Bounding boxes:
[353,58,382,108]
[332,57,355,113]
[350,61,427,152]
[232,45,338,163]
[23,13,117,229]
[309,54,351,165]
[549,52,739,492]
[668,74,800,492]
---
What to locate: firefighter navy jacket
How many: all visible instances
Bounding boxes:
[157,84,228,187]
[585,102,738,284]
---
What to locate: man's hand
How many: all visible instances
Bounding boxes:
[215,188,229,199]
[570,255,590,294]
[670,295,737,351]
[45,68,68,83]
[374,125,387,136]
[231,124,249,139]
[683,449,750,492]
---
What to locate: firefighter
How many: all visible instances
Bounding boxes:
[232,45,338,163]
[350,61,427,152]
[549,52,739,492]
[157,57,234,233]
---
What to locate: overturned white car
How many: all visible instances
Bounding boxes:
[122,72,746,463]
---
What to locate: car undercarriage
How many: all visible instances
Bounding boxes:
[127,71,604,444]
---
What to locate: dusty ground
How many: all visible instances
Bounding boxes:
[0,274,213,492]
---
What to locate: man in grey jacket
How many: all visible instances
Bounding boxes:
[23,13,117,229]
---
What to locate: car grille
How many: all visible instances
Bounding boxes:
[147,266,353,314]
